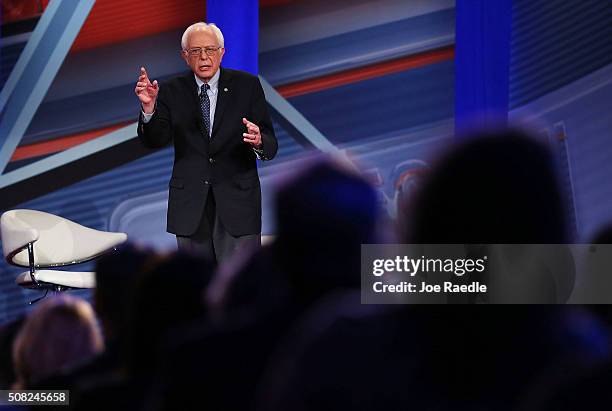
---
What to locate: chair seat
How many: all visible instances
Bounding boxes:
[16,270,96,289]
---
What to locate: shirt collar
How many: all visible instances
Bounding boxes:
[194,69,220,94]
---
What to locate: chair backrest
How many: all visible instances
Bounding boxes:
[1,211,39,262]
[1,209,127,268]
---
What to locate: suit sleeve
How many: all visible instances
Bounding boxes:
[250,77,278,161]
[137,85,173,148]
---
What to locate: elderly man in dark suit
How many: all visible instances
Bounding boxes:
[135,22,278,263]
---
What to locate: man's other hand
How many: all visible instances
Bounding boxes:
[242,117,262,148]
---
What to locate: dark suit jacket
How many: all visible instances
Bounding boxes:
[138,68,278,236]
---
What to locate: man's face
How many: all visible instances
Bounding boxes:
[182,28,225,82]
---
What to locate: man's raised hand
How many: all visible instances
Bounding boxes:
[135,67,159,114]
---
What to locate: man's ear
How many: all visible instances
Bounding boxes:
[220,47,226,60]
[180,50,189,65]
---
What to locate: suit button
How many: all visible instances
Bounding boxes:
[209,157,214,164]
[204,180,210,185]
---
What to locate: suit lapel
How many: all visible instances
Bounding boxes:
[211,68,232,139]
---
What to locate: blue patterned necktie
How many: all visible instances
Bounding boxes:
[200,83,211,137]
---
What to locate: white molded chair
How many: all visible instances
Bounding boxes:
[1,209,127,300]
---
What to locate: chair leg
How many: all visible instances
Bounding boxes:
[29,289,49,305]
[28,285,68,304]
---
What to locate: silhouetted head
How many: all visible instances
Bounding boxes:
[403,129,568,243]
[126,252,215,374]
[13,295,103,388]
[275,157,379,297]
[94,244,156,343]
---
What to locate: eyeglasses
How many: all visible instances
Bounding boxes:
[185,46,222,57]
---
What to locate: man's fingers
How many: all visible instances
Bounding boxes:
[242,118,260,133]
[140,67,155,87]
[243,133,262,147]
[242,117,256,128]
[135,67,157,101]
[136,84,153,91]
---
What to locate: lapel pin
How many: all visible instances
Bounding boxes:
[224,88,229,92]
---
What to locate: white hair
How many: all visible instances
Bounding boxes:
[181,22,225,50]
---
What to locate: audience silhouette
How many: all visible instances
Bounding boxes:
[0,131,610,411]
